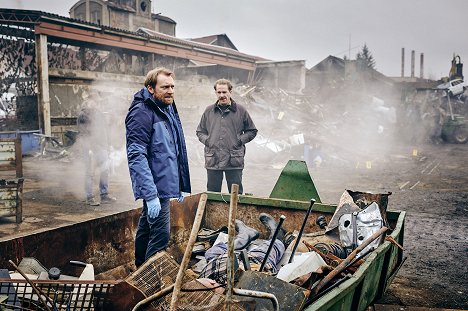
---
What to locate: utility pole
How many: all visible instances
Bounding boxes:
[348,34,351,59]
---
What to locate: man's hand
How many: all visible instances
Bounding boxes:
[147,197,161,218]
[177,192,185,203]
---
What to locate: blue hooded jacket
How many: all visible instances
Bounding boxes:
[126,87,191,201]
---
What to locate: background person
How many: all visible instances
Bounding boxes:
[77,90,116,206]
[126,67,191,267]
[196,79,257,194]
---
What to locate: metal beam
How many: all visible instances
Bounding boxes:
[35,33,51,136]
[34,22,256,71]
[0,25,34,40]
[0,11,41,24]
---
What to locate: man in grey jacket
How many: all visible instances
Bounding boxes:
[196,79,257,194]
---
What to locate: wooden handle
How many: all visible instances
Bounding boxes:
[170,194,208,311]
[226,184,239,310]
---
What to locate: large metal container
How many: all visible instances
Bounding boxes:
[0,192,405,310]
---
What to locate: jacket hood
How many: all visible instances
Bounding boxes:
[130,88,153,110]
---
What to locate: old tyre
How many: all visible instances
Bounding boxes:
[452,126,468,144]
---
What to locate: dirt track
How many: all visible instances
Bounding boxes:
[1,141,467,309]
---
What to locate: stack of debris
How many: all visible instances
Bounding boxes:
[233,84,398,167]
[174,190,394,310]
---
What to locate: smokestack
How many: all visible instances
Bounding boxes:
[420,53,424,79]
[401,48,405,77]
[411,50,415,78]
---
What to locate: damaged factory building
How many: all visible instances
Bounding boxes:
[1,0,467,310]
[1,1,458,165]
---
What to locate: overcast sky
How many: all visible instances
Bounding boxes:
[3,0,468,79]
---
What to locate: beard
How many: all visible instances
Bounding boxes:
[154,92,173,105]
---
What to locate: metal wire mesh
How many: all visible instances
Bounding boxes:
[125,252,248,311]
[0,279,117,310]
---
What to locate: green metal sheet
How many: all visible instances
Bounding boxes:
[356,251,386,310]
[269,160,322,203]
[206,192,332,213]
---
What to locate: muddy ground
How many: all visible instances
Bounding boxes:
[1,141,467,309]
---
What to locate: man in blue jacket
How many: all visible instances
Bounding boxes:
[126,68,191,267]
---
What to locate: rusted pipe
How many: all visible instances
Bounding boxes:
[343,247,375,271]
[233,288,279,311]
[9,260,53,311]
[170,193,208,310]
[226,184,239,310]
[313,226,388,295]
[303,241,364,273]
[259,215,286,272]
[133,283,280,311]
[289,199,315,263]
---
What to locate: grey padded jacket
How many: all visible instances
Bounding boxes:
[196,100,257,170]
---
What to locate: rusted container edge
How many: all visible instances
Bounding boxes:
[0,209,142,274]
[206,192,403,221]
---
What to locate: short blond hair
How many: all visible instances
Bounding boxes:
[214,79,233,91]
[145,67,174,88]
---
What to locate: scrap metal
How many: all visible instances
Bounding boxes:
[312,226,388,295]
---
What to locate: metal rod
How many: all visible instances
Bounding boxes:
[233,288,279,311]
[306,274,351,305]
[226,184,239,310]
[351,212,358,250]
[240,249,251,271]
[289,199,315,263]
[447,94,454,120]
[132,284,175,311]
[170,193,208,311]
[259,215,286,272]
[313,226,388,295]
[9,259,53,311]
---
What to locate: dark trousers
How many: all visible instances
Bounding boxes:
[207,169,243,194]
[83,148,109,199]
[199,239,285,284]
[134,198,170,267]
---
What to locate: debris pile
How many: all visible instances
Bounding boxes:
[401,88,468,144]
[233,85,398,167]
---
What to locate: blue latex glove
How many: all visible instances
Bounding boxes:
[147,197,161,218]
[177,192,185,203]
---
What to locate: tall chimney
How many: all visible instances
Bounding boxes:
[401,48,405,77]
[411,50,415,78]
[420,53,424,79]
